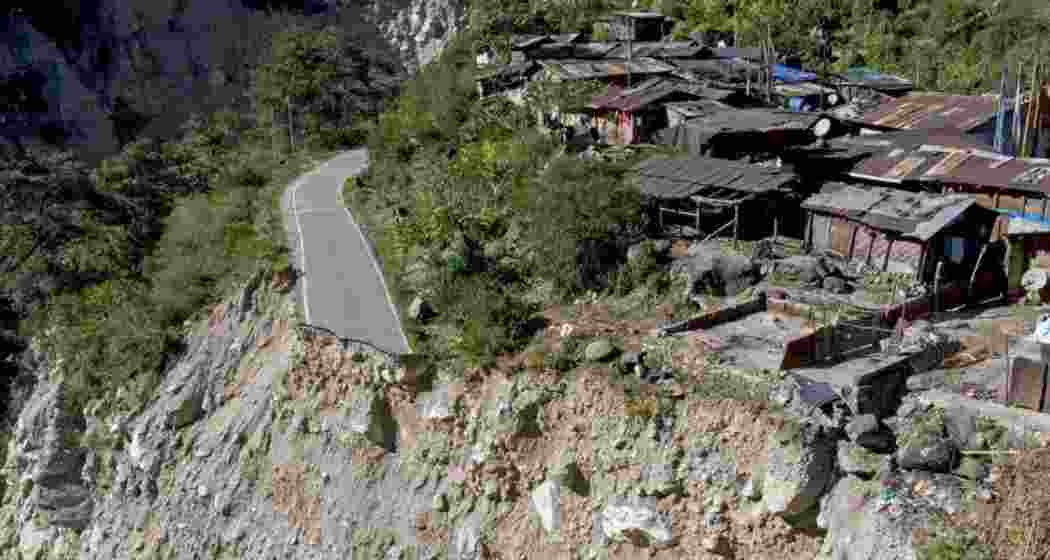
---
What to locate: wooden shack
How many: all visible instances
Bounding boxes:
[633,155,800,240]
[801,183,999,285]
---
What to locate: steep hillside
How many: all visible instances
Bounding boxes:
[0,0,464,162]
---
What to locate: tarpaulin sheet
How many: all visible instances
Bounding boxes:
[655,124,715,155]
[774,64,817,84]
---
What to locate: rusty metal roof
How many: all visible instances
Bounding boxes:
[589,78,705,112]
[837,130,1050,194]
[802,183,978,241]
[540,58,676,81]
[859,94,1001,132]
[634,155,797,199]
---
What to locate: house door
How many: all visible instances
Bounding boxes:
[810,214,831,252]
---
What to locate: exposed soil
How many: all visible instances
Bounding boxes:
[285,335,374,412]
[272,463,322,545]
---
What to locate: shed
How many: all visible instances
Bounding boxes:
[605,11,672,42]
[475,61,540,100]
[1004,213,1050,293]
[856,92,1050,151]
[634,155,799,240]
[834,129,1050,242]
[657,107,821,159]
[587,78,707,144]
[801,183,998,284]
[834,67,914,98]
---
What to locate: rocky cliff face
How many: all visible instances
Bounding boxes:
[0,269,447,559]
[0,0,464,162]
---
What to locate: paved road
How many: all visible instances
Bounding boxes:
[282,149,410,355]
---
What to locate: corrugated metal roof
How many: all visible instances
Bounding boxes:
[802,183,977,241]
[511,34,552,50]
[590,77,703,112]
[860,94,1001,132]
[634,155,797,199]
[604,42,707,59]
[540,58,675,81]
[837,129,1050,193]
[835,67,914,93]
[711,47,764,60]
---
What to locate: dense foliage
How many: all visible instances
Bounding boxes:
[1,20,382,418]
[471,0,1050,93]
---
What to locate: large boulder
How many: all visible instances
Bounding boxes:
[584,339,618,362]
[575,238,623,291]
[764,420,837,516]
[530,480,561,534]
[601,496,674,548]
[674,243,759,300]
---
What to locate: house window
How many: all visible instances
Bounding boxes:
[944,236,967,264]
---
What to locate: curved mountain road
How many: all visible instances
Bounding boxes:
[281,149,410,355]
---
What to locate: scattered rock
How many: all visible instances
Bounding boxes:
[167,381,206,430]
[942,406,978,450]
[417,385,454,421]
[347,389,398,450]
[818,473,964,560]
[408,296,435,322]
[601,496,674,548]
[897,433,957,473]
[764,421,836,516]
[621,351,643,370]
[450,512,482,560]
[584,339,618,362]
[822,275,851,294]
[679,248,760,300]
[530,480,560,534]
[845,414,895,452]
[837,441,882,478]
[906,371,944,392]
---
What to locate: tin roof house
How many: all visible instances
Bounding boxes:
[801,183,999,285]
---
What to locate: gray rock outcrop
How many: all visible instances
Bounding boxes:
[764,421,836,516]
[600,496,674,548]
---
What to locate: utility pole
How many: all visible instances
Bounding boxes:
[627,15,633,89]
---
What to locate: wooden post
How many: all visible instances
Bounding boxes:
[934,260,944,315]
[734,203,741,248]
[969,243,989,300]
[847,224,859,260]
[773,214,779,243]
[1042,196,1048,220]
[865,231,877,267]
[804,212,814,252]
[696,200,701,233]
[881,238,895,272]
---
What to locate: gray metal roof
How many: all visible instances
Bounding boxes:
[634,156,797,199]
[801,183,978,241]
[540,58,676,80]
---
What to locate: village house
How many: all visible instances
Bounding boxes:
[586,78,733,144]
[658,106,824,159]
[854,92,1050,155]
[801,183,1000,288]
[633,155,802,241]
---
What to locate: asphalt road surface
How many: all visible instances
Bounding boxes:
[282,149,410,355]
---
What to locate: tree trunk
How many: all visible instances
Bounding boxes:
[287,96,295,152]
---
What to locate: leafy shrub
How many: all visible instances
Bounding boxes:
[916,523,993,560]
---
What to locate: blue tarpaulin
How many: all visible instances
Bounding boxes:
[773,64,817,84]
